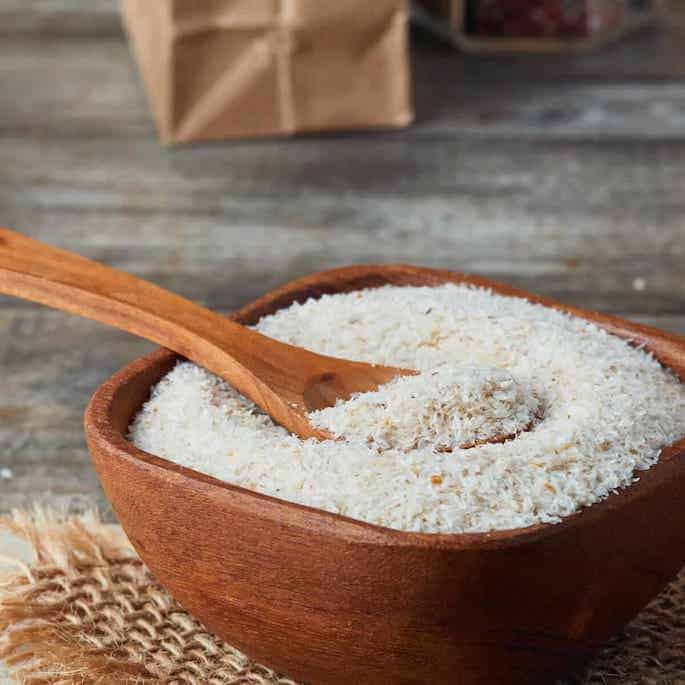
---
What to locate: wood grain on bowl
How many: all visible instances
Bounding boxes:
[85,265,685,685]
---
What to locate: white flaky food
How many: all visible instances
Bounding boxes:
[309,365,541,452]
[129,284,685,534]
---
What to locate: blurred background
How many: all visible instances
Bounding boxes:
[0,0,683,516]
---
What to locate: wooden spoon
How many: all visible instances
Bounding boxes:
[0,228,410,440]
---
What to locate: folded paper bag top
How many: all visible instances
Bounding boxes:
[122,0,414,144]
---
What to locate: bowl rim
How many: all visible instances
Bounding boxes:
[85,264,685,550]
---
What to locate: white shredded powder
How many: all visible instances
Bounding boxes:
[309,365,542,452]
[129,284,685,534]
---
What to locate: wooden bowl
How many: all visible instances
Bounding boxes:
[85,265,685,685]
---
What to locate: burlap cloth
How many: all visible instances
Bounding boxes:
[0,511,683,684]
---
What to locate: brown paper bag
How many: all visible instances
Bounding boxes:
[122,0,413,144]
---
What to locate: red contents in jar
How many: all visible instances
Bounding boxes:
[471,0,627,38]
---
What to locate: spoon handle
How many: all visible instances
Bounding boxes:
[0,228,325,426]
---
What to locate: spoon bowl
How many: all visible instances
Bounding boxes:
[85,264,685,685]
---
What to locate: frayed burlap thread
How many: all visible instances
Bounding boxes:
[0,510,297,685]
[0,510,683,685]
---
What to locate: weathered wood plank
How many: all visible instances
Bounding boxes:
[1,130,683,314]
[415,79,685,140]
[0,38,154,139]
[0,309,153,515]
[0,0,119,37]
[4,135,685,208]
[0,208,681,315]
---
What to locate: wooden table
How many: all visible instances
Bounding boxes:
[0,1,684,517]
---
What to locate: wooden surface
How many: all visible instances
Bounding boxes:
[86,265,685,685]
[0,1,684,516]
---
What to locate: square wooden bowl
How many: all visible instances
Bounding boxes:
[85,265,685,685]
